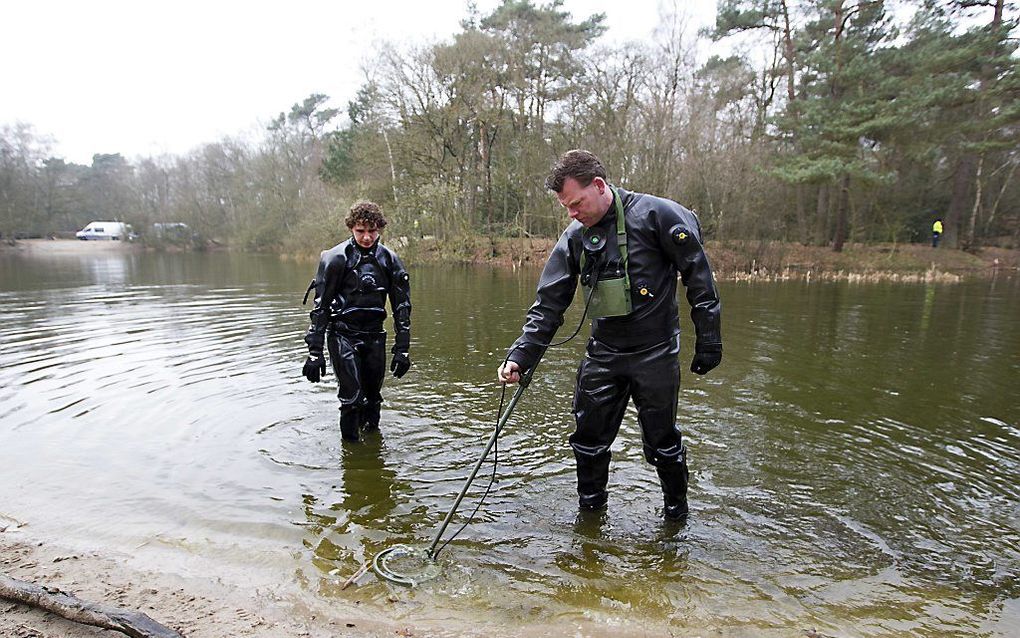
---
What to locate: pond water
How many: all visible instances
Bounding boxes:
[1,247,1018,636]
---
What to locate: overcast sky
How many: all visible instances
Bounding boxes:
[2,0,718,165]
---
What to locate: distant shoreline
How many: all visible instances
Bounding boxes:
[378,236,1020,283]
[2,238,145,254]
[8,237,1018,283]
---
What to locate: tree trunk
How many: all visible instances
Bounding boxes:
[964,154,984,250]
[947,154,975,249]
[780,0,797,105]
[832,174,850,252]
[984,158,1016,237]
[382,129,399,206]
[952,0,1003,250]
[796,183,808,244]
[0,574,184,638]
[815,184,829,246]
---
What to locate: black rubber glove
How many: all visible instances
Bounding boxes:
[690,345,722,375]
[303,354,326,382]
[390,353,410,378]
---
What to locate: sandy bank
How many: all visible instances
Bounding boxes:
[1,524,645,638]
[1,239,144,256]
[0,525,381,638]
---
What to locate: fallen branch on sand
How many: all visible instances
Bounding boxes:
[0,573,184,638]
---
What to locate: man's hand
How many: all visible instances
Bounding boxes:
[497,361,521,385]
[690,348,722,375]
[390,353,411,378]
[303,355,326,382]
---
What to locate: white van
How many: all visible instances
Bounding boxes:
[76,221,131,241]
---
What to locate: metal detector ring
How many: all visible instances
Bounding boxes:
[372,544,438,586]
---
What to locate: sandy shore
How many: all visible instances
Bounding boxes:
[2,238,146,255]
[1,524,641,638]
[0,525,389,638]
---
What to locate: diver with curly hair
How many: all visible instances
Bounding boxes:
[302,201,412,441]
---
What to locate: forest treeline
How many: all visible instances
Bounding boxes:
[1,0,1017,252]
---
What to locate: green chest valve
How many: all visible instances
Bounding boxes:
[579,188,632,319]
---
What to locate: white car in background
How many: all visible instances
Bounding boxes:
[76,221,132,240]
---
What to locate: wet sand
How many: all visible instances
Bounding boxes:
[1,525,641,638]
[0,525,380,638]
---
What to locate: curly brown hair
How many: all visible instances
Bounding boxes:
[345,201,388,229]
[544,150,608,193]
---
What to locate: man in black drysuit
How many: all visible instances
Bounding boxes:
[497,150,722,520]
[302,201,412,442]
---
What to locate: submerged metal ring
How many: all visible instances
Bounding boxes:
[372,544,438,587]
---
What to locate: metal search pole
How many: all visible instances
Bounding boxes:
[425,365,537,559]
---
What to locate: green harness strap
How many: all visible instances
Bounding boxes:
[579,187,632,318]
[612,187,630,292]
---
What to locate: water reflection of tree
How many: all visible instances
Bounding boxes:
[301,433,407,579]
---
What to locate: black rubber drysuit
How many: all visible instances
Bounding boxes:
[304,239,411,441]
[507,186,722,517]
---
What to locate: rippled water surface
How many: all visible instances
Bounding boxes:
[1,247,1018,636]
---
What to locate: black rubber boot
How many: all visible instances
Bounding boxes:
[657,460,689,520]
[576,451,611,511]
[362,401,381,432]
[339,408,361,442]
[579,490,608,510]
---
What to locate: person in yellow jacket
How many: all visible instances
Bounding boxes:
[932,218,943,248]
